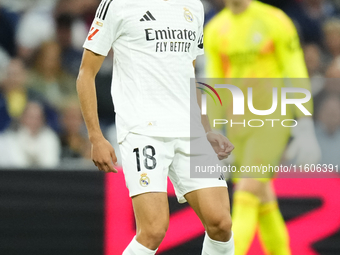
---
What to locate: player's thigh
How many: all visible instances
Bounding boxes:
[132,192,169,233]
[234,178,277,203]
[234,178,267,198]
[242,127,290,167]
[232,129,290,180]
[260,180,277,204]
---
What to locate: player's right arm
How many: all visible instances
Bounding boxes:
[77,0,122,172]
[204,16,231,131]
[77,49,118,173]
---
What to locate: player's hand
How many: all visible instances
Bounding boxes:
[91,137,118,173]
[206,131,234,160]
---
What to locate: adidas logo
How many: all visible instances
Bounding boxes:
[140,11,156,22]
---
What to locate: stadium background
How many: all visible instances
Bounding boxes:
[0,0,340,254]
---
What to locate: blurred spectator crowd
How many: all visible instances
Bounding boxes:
[0,0,339,168]
[0,0,114,168]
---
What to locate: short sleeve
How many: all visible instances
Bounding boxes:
[83,0,123,56]
[194,3,205,59]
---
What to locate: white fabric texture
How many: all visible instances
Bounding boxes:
[84,0,206,143]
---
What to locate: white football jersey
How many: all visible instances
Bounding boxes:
[84,0,205,143]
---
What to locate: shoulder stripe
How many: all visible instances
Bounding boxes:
[102,0,113,20]
[99,0,109,19]
[96,0,106,18]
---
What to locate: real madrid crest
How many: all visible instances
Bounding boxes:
[140,173,150,187]
[184,8,193,23]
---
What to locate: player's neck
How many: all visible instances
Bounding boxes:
[227,0,251,15]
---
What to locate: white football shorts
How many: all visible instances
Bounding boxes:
[119,133,227,203]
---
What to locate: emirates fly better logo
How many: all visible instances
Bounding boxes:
[196,82,312,128]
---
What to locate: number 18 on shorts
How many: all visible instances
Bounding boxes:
[119,133,169,198]
[119,133,227,203]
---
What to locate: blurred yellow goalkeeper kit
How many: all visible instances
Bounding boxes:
[205,1,313,255]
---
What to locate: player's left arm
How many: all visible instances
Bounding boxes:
[193,4,233,159]
[194,61,234,160]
